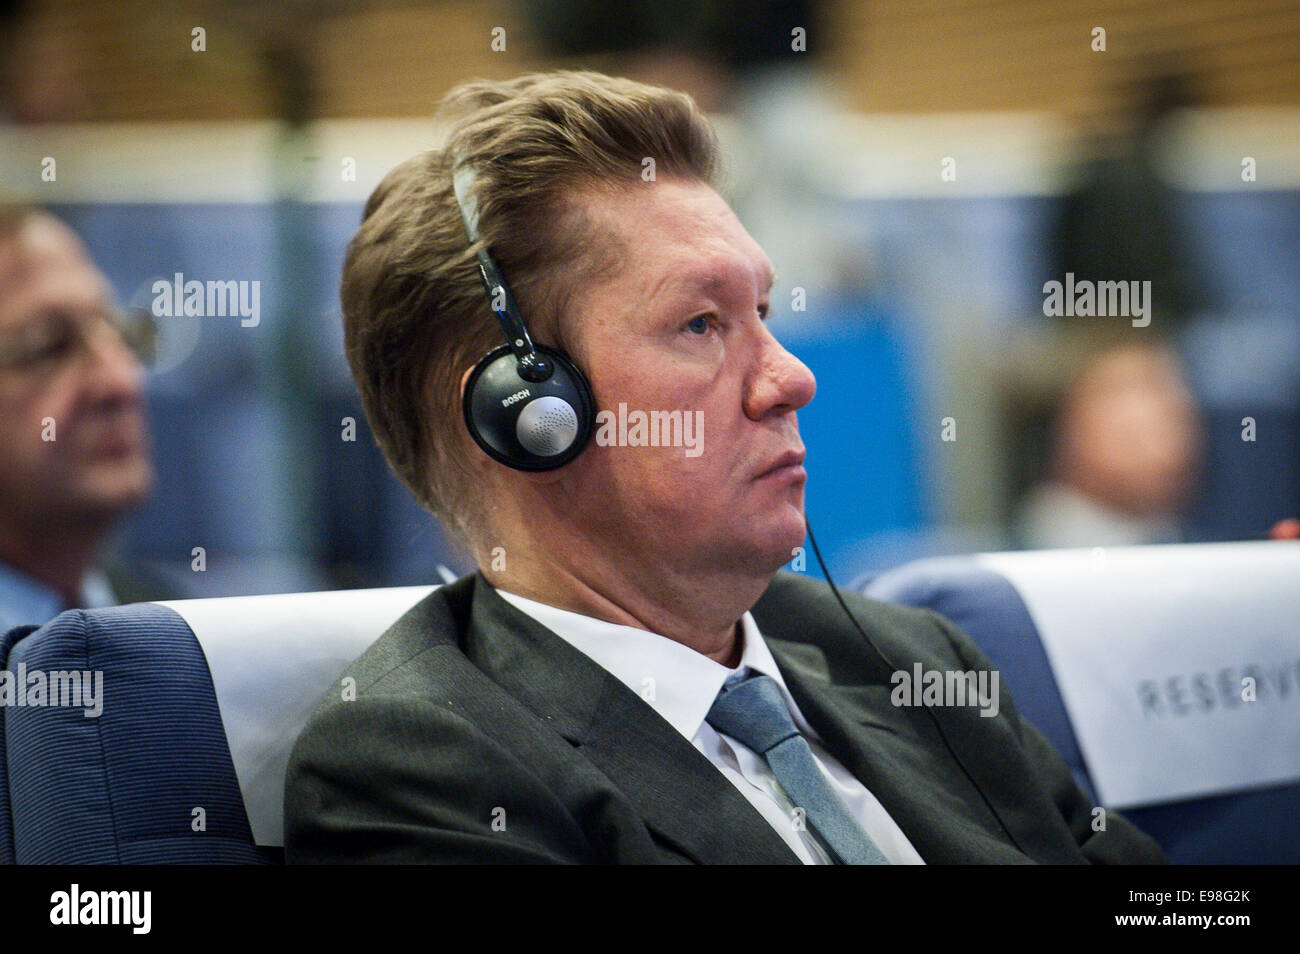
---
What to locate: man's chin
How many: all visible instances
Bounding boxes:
[737,513,807,575]
[66,464,155,523]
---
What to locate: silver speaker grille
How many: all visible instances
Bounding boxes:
[516,396,579,457]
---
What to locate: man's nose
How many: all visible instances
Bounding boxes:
[82,321,146,405]
[744,325,817,420]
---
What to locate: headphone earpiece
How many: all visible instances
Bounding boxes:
[462,343,595,471]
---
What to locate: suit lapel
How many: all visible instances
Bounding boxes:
[464,576,800,864]
[763,634,1031,864]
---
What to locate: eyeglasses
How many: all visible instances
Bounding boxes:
[0,306,157,376]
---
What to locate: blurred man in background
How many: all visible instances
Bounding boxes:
[1016,342,1203,549]
[0,202,156,633]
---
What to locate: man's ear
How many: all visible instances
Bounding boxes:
[458,365,474,402]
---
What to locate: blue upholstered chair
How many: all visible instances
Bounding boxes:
[0,587,433,864]
[862,544,1300,864]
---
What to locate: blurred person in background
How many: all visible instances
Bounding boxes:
[1051,64,1215,336]
[0,202,162,634]
[1015,342,1203,549]
[1003,57,1218,545]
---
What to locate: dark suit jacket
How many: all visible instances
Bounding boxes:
[284,571,1166,864]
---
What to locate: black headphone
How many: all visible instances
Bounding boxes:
[452,164,596,471]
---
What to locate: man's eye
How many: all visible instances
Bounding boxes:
[685,315,711,335]
[33,337,75,363]
[23,322,77,364]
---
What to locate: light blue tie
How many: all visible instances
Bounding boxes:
[706,672,891,865]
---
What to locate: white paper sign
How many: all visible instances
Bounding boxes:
[977,543,1300,808]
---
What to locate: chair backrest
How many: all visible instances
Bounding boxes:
[0,585,433,863]
[863,542,1300,864]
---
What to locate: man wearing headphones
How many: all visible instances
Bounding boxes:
[285,71,1164,864]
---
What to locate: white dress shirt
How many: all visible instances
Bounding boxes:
[494,586,925,865]
[0,561,115,638]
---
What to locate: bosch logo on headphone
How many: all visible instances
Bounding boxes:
[501,388,532,408]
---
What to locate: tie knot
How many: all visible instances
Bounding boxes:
[705,673,801,755]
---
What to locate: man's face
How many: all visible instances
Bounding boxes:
[550,178,816,577]
[0,215,153,532]
[1060,345,1201,516]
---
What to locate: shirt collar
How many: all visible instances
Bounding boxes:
[0,560,64,634]
[0,561,117,635]
[493,586,818,743]
[79,569,116,609]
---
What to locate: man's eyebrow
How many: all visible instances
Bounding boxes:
[662,268,778,298]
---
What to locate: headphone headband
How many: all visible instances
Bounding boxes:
[450,162,549,380]
[451,165,483,240]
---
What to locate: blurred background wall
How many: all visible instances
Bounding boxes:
[1,0,1296,595]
